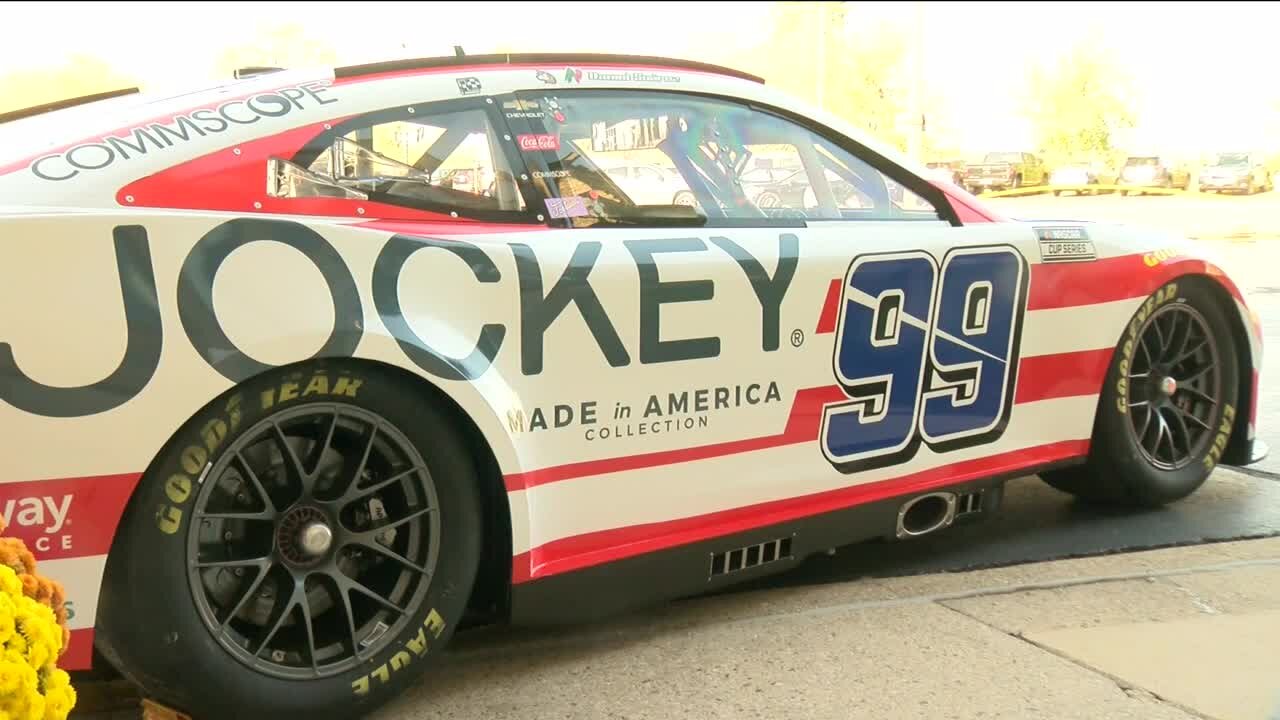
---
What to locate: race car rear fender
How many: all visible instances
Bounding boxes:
[1090,252,1262,466]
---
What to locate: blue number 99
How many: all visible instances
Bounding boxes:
[822,246,1027,473]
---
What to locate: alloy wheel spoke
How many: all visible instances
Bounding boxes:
[305,410,341,477]
[1176,384,1217,406]
[254,578,306,660]
[1137,404,1154,443]
[195,556,272,569]
[1165,407,1193,459]
[219,559,273,629]
[335,573,405,616]
[234,450,277,515]
[351,506,437,544]
[332,421,380,500]
[1155,413,1173,461]
[1176,405,1213,431]
[349,538,430,575]
[270,422,313,503]
[340,465,425,505]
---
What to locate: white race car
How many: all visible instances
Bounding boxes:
[0,53,1266,719]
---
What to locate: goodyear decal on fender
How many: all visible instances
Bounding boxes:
[1034,226,1096,263]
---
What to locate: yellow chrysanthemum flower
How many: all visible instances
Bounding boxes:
[0,567,20,600]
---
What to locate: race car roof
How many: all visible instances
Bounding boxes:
[333,53,766,84]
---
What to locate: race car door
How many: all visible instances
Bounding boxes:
[502,88,1052,556]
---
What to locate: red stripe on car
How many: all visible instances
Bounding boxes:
[62,628,94,671]
[1015,348,1113,404]
[512,439,1088,582]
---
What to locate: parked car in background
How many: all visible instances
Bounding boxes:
[1198,152,1273,194]
[962,151,1048,193]
[1117,155,1190,194]
[1048,162,1118,196]
[603,163,696,205]
[925,159,964,186]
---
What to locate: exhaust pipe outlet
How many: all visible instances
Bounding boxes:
[896,492,958,539]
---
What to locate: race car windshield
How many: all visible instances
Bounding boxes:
[986,153,1022,163]
[1213,153,1249,166]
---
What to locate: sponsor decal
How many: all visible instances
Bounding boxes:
[1143,248,1185,267]
[562,67,680,84]
[544,97,566,123]
[1034,226,1096,263]
[456,77,482,96]
[544,196,588,218]
[0,495,72,553]
[29,82,338,182]
[505,111,545,119]
[518,133,560,152]
[507,381,783,442]
[821,246,1029,474]
[532,169,569,179]
[535,70,558,85]
[0,222,799,418]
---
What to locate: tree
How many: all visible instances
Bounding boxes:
[1021,37,1137,168]
[0,55,136,115]
[213,24,338,77]
[727,2,913,152]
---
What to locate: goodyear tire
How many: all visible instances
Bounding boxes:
[1041,278,1239,507]
[96,361,482,720]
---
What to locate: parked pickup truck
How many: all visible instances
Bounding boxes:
[963,152,1048,193]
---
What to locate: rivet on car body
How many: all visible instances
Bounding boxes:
[537,214,545,221]
[485,98,494,104]
[253,202,262,210]
[233,148,241,156]
[504,134,511,141]
[450,211,459,218]
[407,107,415,114]
[521,174,529,181]
[356,207,365,215]
[124,195,134,203]
[323,123,331,130]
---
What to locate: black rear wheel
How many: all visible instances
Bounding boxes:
[1041,278,1240,506]
[96,362,483,720]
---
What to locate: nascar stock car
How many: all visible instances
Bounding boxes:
[0,52,1267,718]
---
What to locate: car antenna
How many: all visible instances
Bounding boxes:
[454,45,466,58]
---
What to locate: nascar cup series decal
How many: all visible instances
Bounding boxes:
[1034,226,1096,263]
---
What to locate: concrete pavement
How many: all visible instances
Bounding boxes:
[369,469,1280,720]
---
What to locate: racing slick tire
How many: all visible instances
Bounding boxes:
[1041,278,1240,507]
[95,361,483,720]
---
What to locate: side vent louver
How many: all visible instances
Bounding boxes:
[709,537,792,578]
[956,490,984,517]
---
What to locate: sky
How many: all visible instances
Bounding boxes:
[1,1,1276,157]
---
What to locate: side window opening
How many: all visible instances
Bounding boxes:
[512,90,940,227]
[268,103,528,218]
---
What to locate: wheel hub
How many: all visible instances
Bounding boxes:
[1159,376,1178,397]
[277,506,330,565]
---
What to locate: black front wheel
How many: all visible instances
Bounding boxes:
[96,362,483,720]
[1042,278,1240,506]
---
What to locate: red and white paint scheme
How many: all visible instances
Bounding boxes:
[0,53,1265,717]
